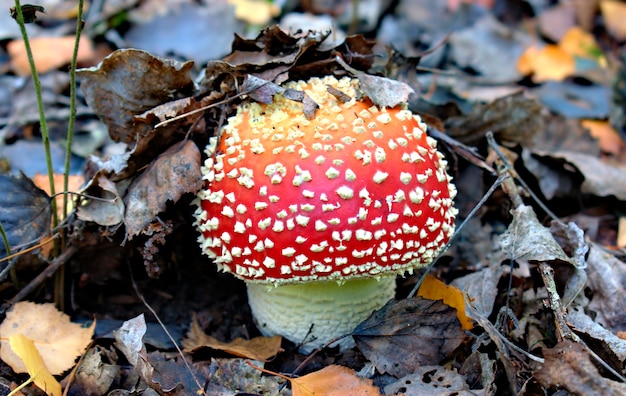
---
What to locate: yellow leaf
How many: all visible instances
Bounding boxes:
[559,26,605,65]
[0,302,95,375]
[600,0,626,41]
[8,334,61,396]
[417,274,474,330]
[516,44,575,82]
[290,365,380,396]
[228,0,280,25]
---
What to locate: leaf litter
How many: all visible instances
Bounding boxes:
[1,1,626,395]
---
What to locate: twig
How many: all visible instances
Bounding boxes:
[8,244,78,304]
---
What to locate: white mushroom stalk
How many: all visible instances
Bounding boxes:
[193,76,457,352]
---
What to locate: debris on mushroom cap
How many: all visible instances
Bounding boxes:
[193,76,458,285]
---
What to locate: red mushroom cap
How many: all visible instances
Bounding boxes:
[194,76,457,285]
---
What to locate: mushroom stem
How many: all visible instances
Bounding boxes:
[247,276,396,353]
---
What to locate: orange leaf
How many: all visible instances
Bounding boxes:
[8,333,62,396]
[516,45,574,82]
[32,173,85,222]
[7,36,95,76]
[290,365,380,396]
[417,274,473,330]
[581,119,624,156]
[182,314,282,361]
[559,26,605,64]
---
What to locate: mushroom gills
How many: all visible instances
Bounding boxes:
[247,276,396,353]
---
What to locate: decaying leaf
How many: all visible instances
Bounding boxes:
[0,301,94,375]
[72,347,118,396]
[452,263,505,319]
[0,173,51,258]
[113,314,186,395]
[384,365,474,396]
[547,151,626,200]
[586,245,626,332]
[124,140,201,239]
[77,49,195,143]
[8,333,62,396]
[210,359,286,395]
[353,297,466,378]
[76,174,125,227]
[499,204,577,265]
[183,314,282,361]
[445,91,543,145]
[534,340,626,394]
[290,365,379,396]
[417,274,473,330]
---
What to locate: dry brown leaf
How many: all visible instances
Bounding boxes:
[0,301,95,375]
[600,0,626,40]
[290,365,379,396]
[417,274,473,330]
[535,341,626,394]
[8,36,95,76]
[581,119,624,155]
[353,298,465,378]
[124,140,201,239]
[183,314,282,361]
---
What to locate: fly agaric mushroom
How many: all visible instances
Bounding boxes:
[193,76,457,352]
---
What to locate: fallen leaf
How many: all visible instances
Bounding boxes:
[600,0,626,40]
[124,140,202,239]
[534,340,626,394]
[499,204,577,265]
[77,49,195,144]
[125,2,241,62]
[290,365,379,396]
[517,45,575,82]
[585,245,626,332]
[559,26,605,63]
[568,307,626,365]
[417,274,473,330]
[581,119,624,155]
[0,301,94,375]
[452,264,505,319]
[384,365,474,395]
[183,314,282,361]
[547,151,626,199]
[32,173,85,221]
[75,174,125,227]
[449,14,529,83]
[8,36,95,76]
[72,347,118,396]
[0,173,51,258]
[353,297,466,378]
[113,314,185,395]
[8,333,61,396]
[229,0,280,25]
[533,82,610,119]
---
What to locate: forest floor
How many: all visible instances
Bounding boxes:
[0,0,625,395]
